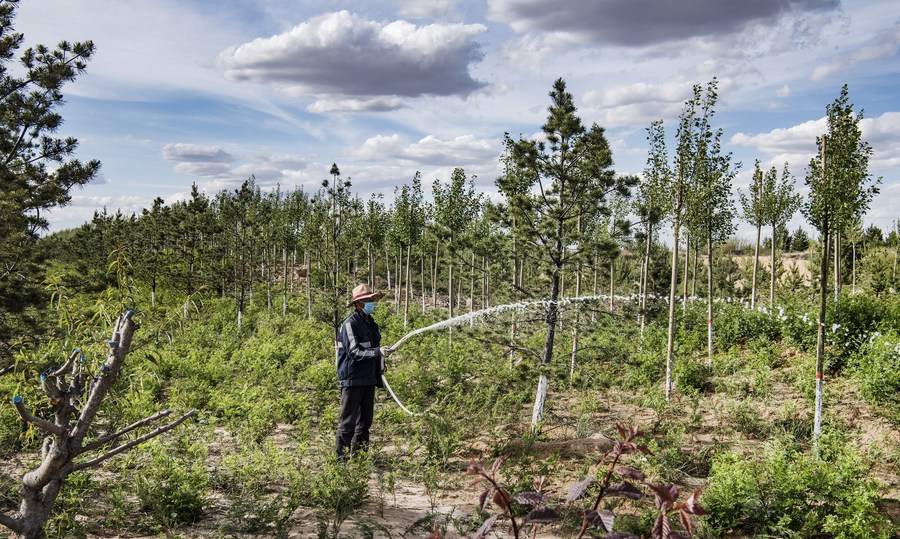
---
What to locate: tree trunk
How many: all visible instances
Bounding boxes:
[570,260,582,377]
[751,224,760,309]
[707,236,714,367]
[420,251,426,312]
[448,258,454,319]
[404,244,411,328]
[469,252,476,313]
[852,242,857,294]
[640,222,652,340]
[682,232,690,313]
[770,223,777,305]
[532,220,563,431]
[432,243,439,309]
[834,232,841,302]
[305,251,312,319]
[665,218,681,401]
[691,241,699,298]
[609,259,614,310]
[814,224,830,452]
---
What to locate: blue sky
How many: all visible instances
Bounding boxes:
[16,0,900,239]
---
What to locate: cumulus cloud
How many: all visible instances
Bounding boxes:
[353,133,499,165]
[487,0,838,47]
[217,11,487,102]
[731,117,826,154]
[811,23,900,80]
[581,77,739,129]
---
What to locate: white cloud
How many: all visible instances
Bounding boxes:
[731,118,826,154]
[217,11,487,101]
[487,0,838,47]
[811,24,900,80]
[353,134,499,166]
[162,143,235,164]
[397,0,462,20]
[307,97,406,113]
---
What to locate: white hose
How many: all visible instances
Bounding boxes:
[381,374,420,416]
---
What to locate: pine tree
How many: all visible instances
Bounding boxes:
[0,1,99,363]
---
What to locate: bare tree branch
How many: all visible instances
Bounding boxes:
[0,512,23,534]
[50,348,80,377]
[79,409,173,454]
[12,396,64,436]
[70,312,136,443]
[72,410,197,472]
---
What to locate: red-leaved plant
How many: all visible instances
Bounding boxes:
[455,424,707,539]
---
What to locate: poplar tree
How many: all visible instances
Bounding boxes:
[803,85,879,449]
[680,79,737,367]
[431,168,481,319]
[635,127,667,337]
[764,163,799,304]
[739,161,766,309]
[0,1,99,363]
[497,78,634,430]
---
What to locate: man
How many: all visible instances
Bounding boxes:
[335,283,393,458]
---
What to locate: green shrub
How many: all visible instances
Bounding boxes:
[308,453,370,539]
[852,332,900,422]
[674,357,711,394]
[134,438,208,531]
[702,435,889,538]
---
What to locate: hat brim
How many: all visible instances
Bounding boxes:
[347,291,384,307]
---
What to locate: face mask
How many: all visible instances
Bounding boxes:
[362,302,376,315]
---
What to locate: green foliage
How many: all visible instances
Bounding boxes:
[134,437,209,531]
[852,332,900,422]
[702,435,888,538]
[309,453,371,539]
[0,1,100,358]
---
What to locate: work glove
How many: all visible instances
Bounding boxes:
[380,346,394,358]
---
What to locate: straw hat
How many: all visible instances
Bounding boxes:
[347,283,384,307]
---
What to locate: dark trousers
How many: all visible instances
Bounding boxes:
[336,385,375,458]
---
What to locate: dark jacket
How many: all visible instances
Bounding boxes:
[336,310,383,387]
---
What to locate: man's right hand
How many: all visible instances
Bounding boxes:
[380,346,394,358]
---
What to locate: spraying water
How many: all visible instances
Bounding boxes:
[388,294,635,350]
[382,294,635,416]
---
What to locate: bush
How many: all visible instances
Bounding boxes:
[702,435,889,538]
[134,438,208,531]
[852,332,900,422]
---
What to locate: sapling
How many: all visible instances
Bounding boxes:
[0,310,195,539]
[461,424,706,539]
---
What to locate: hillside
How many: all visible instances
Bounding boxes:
[3,293,898,538]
